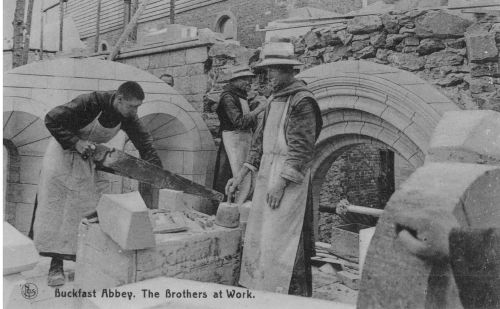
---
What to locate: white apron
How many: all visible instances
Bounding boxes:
[239,96,311,293]
[33,113,121,256]
[222,98,254,204]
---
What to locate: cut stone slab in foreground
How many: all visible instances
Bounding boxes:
[3,222,38,275]
[76,221,241,290]
[96,191,155,250]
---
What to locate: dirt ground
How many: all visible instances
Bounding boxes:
[312,265,358,305]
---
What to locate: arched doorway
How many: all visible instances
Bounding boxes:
[297,60,460,238]
[3,58,216,234]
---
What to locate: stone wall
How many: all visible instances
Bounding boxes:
[118,43,210,112]
[292,9,500,110]
[318,145,398,242]
[116,36,256,141]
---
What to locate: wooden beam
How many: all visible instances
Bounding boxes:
[39,0,45,60]
[59,0,64,51]
[22,0,35,65]
[94,0,102,53]
[108,0,151,61]
[12,0,26,68]
[170,0,176,24]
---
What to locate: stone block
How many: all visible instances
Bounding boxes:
[466,77,497,94]
[426,110,500,165]
[381,14,400,34]
[159,189,194,211]
[414,10,472,38]
[304,31,323,50]
[322,46,351,63]
[319,263,336,274]
[3,222,38,275]
[76,222,242,291]
[157,188,211,214]
[75,223,135,290]
[96,192,155,250]
[403,36,419,47]
[337,30,353,45]
[385,34,408,48]
[135,227,241,284]
[347,16,383,34]
[337,271,360,290]
[370,32,386,48]
[425,51,463,68]
[470,62,500,77]
[416,38,445,55]
[466,32,499,63]
[387,52,425,71]
[186,46,208,64]
[188,74,209,95]
[6,183,37,204]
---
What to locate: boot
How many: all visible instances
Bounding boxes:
[47,258,65,287]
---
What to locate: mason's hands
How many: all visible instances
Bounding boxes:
[248,95,269,119]
[75,139,96,159]
[225,166,251,202]
[394,209,459,262]
[266,177,287,209]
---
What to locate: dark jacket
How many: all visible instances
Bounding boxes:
[450,228,500,309]
[217,84,256,132]
[245,79,323,184]
[45,91,162,167]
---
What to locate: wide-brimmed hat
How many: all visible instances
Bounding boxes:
[224,65,255,81]
[254,42,303,68]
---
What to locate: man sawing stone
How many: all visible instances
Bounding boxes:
[32,81,163,286]
[226,41,323,296]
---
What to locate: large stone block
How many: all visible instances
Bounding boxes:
[75,222,135,290]
[3,222,38,275]
[347,16,383,34]
[158,188,212,214]
[96,192,155,250]
[76,222,242,291]
[466,32,499,63]
[185,46,208,64]
[426,110,500,165]
[414,10,472,38]
[416,38,445,55]
[470,62,500,77]
[425,51,463,68]
[387,52,425,71]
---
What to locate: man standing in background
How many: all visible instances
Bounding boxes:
[213,65,266,203]
[227,41,323,296]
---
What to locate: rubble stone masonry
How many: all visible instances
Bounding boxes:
[292,9,500,111]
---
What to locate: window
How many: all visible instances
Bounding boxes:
[215,12,237,40]
[99,41,109,52]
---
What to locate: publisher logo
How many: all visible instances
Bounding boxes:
[21,283,38,299]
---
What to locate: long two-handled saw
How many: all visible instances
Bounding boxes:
[91,144,224,202]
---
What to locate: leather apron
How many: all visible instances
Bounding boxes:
[222,98,254,203]
[34,113,121,256]
[239,96,311,293]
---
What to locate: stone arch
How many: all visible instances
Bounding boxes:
[213,10,237,40]
[296,60,459,235]
[3,58,216,233]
